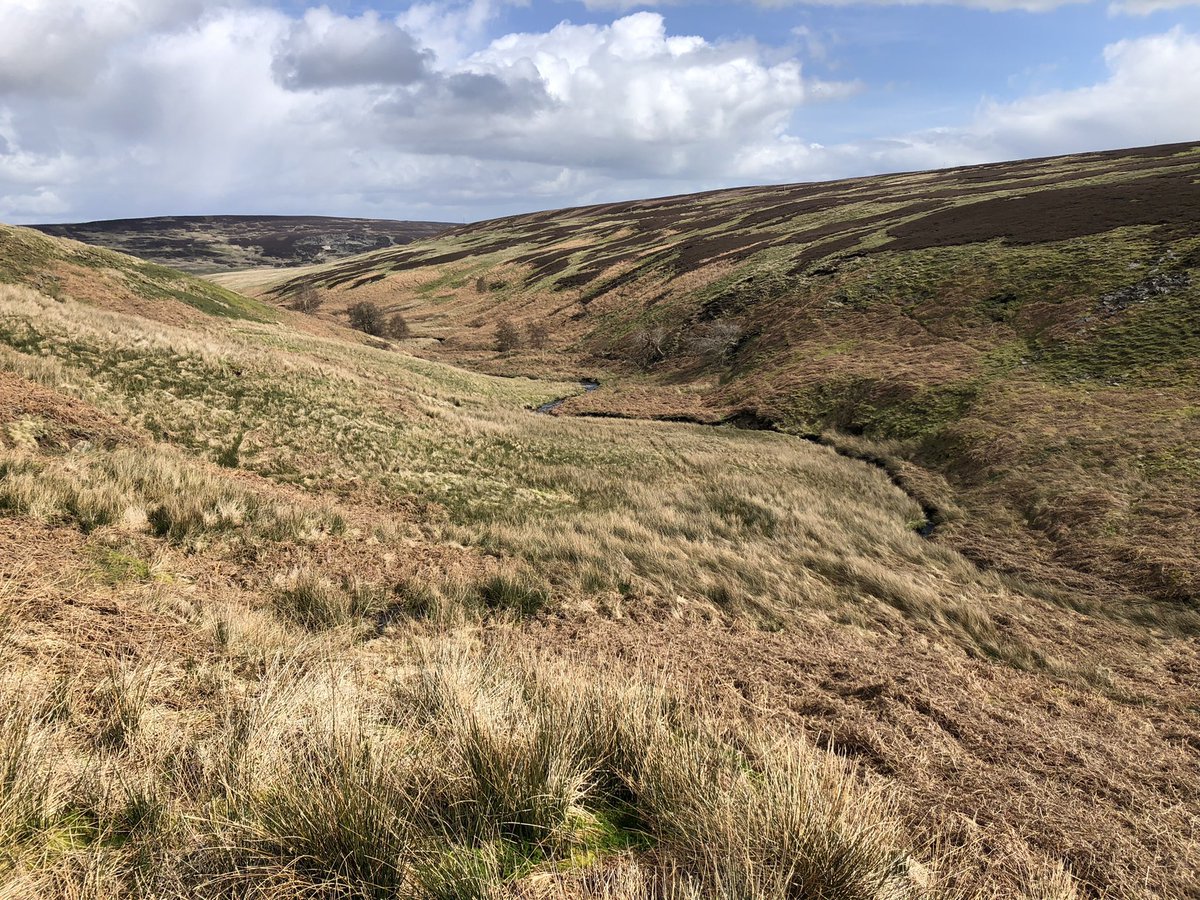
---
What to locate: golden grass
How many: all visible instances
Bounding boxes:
[0,587,932,900]
[3,239,1198,896]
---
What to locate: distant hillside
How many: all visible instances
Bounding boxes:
[0,222,275,324]
[30,215,454,273]
[250,140,1200,610]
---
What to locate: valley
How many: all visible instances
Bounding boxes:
[1,142,1198,898]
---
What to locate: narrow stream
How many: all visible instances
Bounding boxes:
[534,379,600,414]
[532,379,939,539]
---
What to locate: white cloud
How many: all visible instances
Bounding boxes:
[924,26,1200,162]
[584,0,1200,12]
[0,5,852,220]
[0,0,232,96]
[583,0,1092,12]
[1107,0,1200,13]
[725,27,1200,183]
[0,2,1196,224]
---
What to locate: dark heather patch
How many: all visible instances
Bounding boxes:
[884,172,1200,250]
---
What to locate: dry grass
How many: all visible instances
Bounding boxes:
[3,226,1199,897]
[0,601,932,900]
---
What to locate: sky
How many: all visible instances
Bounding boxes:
[1,0,1198,224]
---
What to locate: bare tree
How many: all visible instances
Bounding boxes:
[348,301,386,336]
[291,283,321,313]
[525,322,550,350]
[495,318,521,352]
[688,320,741,361]
[629,326,669,370]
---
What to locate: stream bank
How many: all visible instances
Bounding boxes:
[532,381,940,539]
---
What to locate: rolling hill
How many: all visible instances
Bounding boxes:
[235,140,1200,617]
[30,215,454,274]
[1,144,1199,898]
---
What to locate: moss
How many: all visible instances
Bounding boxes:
[90,549,153,585]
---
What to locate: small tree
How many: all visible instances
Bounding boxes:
[495,318,521,352]
[387,314,411,340]
[348,301,386,337]
[525,322,550,350]
[291,283,321,313]
[629,326,669,370]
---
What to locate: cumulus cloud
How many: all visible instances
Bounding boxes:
[1107,0,1200,13]
[0,2,1197,224]
[385,12,856,175]
[0,5,852,220]
[582,0,1090,12]
[272,9,432,89]
[910,26,1200,164]
[726,27,1200,183]
[0,0,228,96]
[585,0,1200,12]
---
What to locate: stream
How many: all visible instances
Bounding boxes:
[531,380,939,539]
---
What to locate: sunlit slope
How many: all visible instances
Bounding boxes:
[2,226,1199,895]
[0,223,276,324]
[247,141,1200,608]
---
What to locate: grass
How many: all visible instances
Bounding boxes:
[0,280,1047,661]
[3,170,1200,897]
[0,629,932,899]
[0,224,276,323]
[233,146,1200,614]
[273,569,390,631]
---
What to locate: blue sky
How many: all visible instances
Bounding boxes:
[1,0,1198,223]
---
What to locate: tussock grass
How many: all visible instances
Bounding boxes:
[273,568,390,631]
[0,631,931,899]
[0,444,344,548]
[94,662,155,750]
[3,222,1192,896]
[0,700,60,863]
[0,279,1065,665]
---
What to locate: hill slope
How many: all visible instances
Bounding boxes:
[2,181,1200,894]
[31,215,453,273]
[0,222,276,323]
[243,141,1200,613]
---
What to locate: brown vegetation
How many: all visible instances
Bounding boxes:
[4,144,1200,897]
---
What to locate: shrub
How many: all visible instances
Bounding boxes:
[494,319,521,353]
[629,326,671,370]
[348,301,386,337]
[525,322,550,350]
[687,320,741,361]
[387,314,411,340]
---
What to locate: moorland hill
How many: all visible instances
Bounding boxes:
[1,144,1199,897]
[32,215,453,274]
